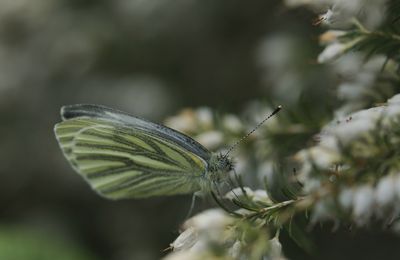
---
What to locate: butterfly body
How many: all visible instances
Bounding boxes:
[54,104,233,199]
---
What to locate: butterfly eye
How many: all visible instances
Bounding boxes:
[217,155,233,172]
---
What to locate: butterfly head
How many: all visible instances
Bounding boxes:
[207,153,234,183]
[217,153,234,172]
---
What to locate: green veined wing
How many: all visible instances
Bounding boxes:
[54,104,211,200]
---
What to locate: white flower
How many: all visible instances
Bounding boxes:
[333,117,374,144]
[222,114,243,133]
[317,42,347,63]
[296,146,340,170]
[164,107,214,134]
[311,199,334,223]
[167,209,236,258]
[322,106,385,145]
[337,82,366,100]
[228,240,241,258]
[269,236,284,258]
[332,53,363,77]
[196,107,213,129]
[384,103,400,120]
[338,187,354,210]
[253,189,273,204]
[257,162,275,181]
[188,239,208,253]
[170,227,198,252]
[225,187,272,204]
[388,94,400,105]
[319,30,347,45]
[183,209,234,241]
[195,131,224,149]
[375,175,396,207]
[164,109,196,133]
[333,55,386,113]
[319,135,339,151]
[352,185,375,225]
[302,178,322,193]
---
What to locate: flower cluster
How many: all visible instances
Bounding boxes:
[164,90,400,257]
[165,201,287,259]
[285,0,389,29]
[331,54,398,116]
[285,0,400,121]
[164,1,400,258]
[296,94,400,226]
[164,107,244,151]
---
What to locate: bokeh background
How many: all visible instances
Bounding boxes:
[0,0,368,259]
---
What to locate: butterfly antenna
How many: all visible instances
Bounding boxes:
[223,105,282,158]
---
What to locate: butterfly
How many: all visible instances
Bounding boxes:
[54,104,281,200]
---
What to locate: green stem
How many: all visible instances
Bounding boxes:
[352,18,370,33]
[243,199,298,219]
[352,17,400,42]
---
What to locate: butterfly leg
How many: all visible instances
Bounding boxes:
[185,191,203,219]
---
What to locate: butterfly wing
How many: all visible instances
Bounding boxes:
[61,104,211,160]
[54,104,211,199]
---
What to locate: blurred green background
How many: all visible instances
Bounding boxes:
[0,0,343,259]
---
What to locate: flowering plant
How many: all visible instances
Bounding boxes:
[164,1,400,259]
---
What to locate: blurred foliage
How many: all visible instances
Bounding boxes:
[0,225,94,260]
